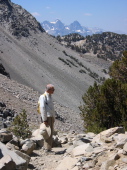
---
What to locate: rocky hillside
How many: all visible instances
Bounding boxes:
[0,73,84,133]
[0,0,110,112]
[0,0,45,38]
[57,32,127,61]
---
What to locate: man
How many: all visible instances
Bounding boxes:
[39,84,55,151]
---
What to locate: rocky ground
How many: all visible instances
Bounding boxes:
[1,74,127,170]
[27,145,68,170]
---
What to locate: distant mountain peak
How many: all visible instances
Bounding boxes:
[69,20,83,31]
[72,20,81,25]
[51,19,60,24]
[41,20,103,37]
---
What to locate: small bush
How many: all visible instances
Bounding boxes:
[9,109,32,139]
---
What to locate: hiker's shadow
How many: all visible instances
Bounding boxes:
[55,149,66,155]
[28,164,36,169]
[30,152,39,157]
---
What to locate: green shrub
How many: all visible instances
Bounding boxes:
[9,109,32,139]
[79,51,127,133]
[79,80,127,133]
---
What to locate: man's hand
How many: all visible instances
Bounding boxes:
[44,121,48,126]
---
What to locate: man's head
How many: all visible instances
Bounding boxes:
[46,84,55,94]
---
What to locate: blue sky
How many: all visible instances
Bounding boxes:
[11,0,127,34]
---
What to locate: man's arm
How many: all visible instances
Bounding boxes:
[39,95,47,123]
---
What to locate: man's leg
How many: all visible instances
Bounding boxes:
[43,117,54,151]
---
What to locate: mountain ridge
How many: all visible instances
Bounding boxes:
[57,32,127,61]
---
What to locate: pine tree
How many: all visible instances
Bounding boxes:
[79,51,127,133]
[10,109,32,139]
[109,51,127,83]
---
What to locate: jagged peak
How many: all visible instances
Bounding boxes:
[72,20,81,25]
[51,19,62,24]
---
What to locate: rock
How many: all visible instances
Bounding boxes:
[92,127,125,144]
[100,127,125,139]
[15,150,31,165]
[0,155,16,170]
[92,147,104,155]
[55,156,78,170]
[9,137,19,146]
[19,138,31,147]
[123,142,127,153]
[82,160,95,169]
[73,139,88,147]
[66,145,74,154]
[31,129,44,147]
[113,134,127,148]
[3,120,11,128]
[0,102,6,108]
[0,130,12,143]
[59,136,68,144]
[52,136,62,147]
[6,142,19,151]
[121,157,127,163]
[86,132,96,138]
[0,142,27,170]
[92,133,103,144]
[3,110,9,119]
[31,136,44,148]
[100,159,115,170]
[71,143,90,157]
[21,140,36,155]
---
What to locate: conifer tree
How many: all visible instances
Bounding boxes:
[109,51,127,83]
[79,51,127,133]
[10,109,32,139]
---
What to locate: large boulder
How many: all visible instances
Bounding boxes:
[32,129,44,147]
[0,142,27,170]
[92,127,125,144]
